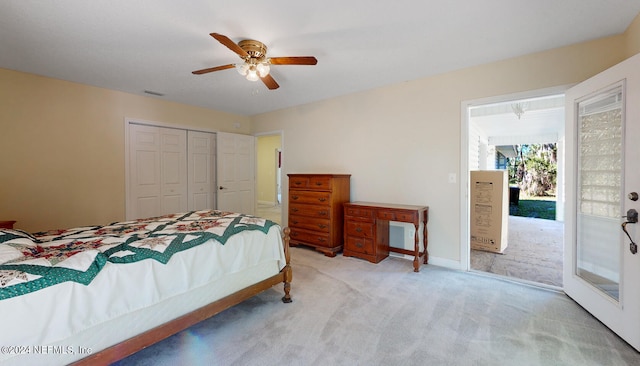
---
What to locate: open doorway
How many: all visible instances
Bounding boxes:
[256,133,283,224]
[466,93,565,288]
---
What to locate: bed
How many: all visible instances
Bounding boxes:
[0,210,292,366]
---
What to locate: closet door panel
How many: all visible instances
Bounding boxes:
[188,131,216,211]
[129,125,162,219]
[128,124,188,219]
[160,128,188,215]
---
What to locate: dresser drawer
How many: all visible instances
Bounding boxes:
[345,221,374,238]
[289,176,309,189]
[345,236,374,255]
[289,228,331,248]
[344,206,374,219]
[308,176,332,190]
[289,191,331,205]
[377,210,417,222]
[289,215,330,233]
[289,203,330,218]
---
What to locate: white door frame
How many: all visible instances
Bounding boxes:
[459,86,570,271]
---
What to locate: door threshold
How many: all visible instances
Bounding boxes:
[469,269,564,294]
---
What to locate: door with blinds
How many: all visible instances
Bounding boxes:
[564,52,640,351]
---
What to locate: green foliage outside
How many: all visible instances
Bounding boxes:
[509,197,556,220]
[507,143,557,220]
[508,143,557,196]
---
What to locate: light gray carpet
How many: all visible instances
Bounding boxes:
[114,247,639,366]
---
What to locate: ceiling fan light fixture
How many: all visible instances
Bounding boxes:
[193,33,317,90]
[256,62,270,77]
[235,63,249,76]
[246,66,260,81]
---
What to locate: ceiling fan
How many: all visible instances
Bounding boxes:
[192,33,318,90]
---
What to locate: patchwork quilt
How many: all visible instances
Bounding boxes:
[0,210,278,300]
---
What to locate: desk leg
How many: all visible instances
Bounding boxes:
[413,221,420,272]
[423,208,429,265]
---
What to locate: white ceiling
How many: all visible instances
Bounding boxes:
[1,1,639,116]
[470,94,565,144]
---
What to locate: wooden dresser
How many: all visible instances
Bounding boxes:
[287,174,351,257]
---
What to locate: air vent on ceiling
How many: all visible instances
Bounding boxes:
[144,90,165,97]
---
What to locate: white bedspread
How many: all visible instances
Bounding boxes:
[0,218,285,365]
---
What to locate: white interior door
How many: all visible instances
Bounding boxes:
[129,124,162,219]
[160,128,188,214]
[188,131,216,210]
[564,52,640,351]
[127,124,188,219]
[216,132,255,214]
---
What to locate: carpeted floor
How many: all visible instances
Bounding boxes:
[115,246,639,366]
[257,203,282,225]
[471,216,564,287]
[261,204,563,288]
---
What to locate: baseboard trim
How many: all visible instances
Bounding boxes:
[388,253,461,271]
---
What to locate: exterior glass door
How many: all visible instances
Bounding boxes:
[564,52,640,351]
[575,85,623,301]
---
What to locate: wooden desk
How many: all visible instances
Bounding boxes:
[343,202,429,272]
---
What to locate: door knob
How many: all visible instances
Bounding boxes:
[629,192,638,201]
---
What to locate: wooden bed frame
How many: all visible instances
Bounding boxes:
[70,227,292,366]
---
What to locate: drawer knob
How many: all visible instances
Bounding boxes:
[292,208,298,212]
[319,211,328,216]
[318,198,327,202]
[356,241,363,248]
[294,181,302,185]
[315,182,323,186]
[318,224,327,229]
[355,227,362,233]
[292,195,299,200]
[292,220,298,224]
[318,238,326,242]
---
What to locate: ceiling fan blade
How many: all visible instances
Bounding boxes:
[210,33,249,58]
[269,56,317,65]
[192,64,235,75]
[261,74,279,90]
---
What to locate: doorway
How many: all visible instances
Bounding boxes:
[256,133,283,224]
[463,91,566,287]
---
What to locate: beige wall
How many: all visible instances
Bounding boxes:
[0,69,250,232]
[2,14,639,257]
[251,34,631,267]
[626,12,640,57]
[256,134,282,204]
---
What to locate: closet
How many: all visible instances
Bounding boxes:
[127,123,216,220]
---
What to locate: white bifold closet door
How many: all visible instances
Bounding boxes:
[128,124,215,220]
[187,131,216,211]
